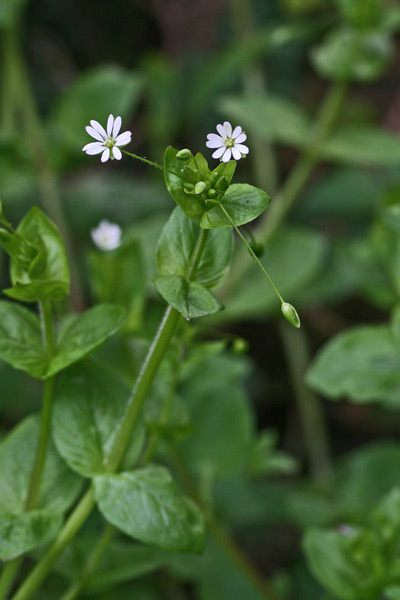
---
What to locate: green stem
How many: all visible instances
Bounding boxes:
[122,149,164,171]
[59,524,115,600]
[10,227,209,600]
[220,81,347,299]
[279,322,332,482]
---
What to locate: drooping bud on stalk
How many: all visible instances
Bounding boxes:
[281,302,301,328]
[176,148,192,160]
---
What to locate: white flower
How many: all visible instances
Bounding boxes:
[82,114,132,163]
[206,121,249,162]
[91,220,121,251]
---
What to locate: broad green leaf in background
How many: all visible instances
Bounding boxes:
[200,184,270,229]
[0,301,45,378]
[94,466,205,553]
[218,94,310,147]
[0,0,29,27]
[50,65,143,154]
[154,275,223,320]
[386,587,400,600]
[156,207,233,288]
[306,325,400,407]
[333,0,382,30]
[4,207,70,302]
[311,27,393,82]
[320,126,400,166]
[0,416,82,559]
[52,361,144,477]
[47,304,127,377]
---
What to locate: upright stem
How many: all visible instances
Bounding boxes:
[10,228,209,600]
[279,322,332,481]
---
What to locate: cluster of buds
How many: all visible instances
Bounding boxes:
[176,149,229,204]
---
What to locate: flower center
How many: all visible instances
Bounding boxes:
[105,138,115,149]
[224,137,234,149]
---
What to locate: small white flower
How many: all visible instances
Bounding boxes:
[82,114,132,163]
[91,220,121,251]
[206,121,249,162]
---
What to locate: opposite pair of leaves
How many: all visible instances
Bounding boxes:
[52,362,205,554]
[2,207,70,302]
[164,147,269,227]
[0,416,82,560]
[0,301,126,379]
[154,207,233,320]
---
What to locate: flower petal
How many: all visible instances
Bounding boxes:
[212,146,226,159]
[232,148,242,160]
[232,126,242,139]
[115,131,131,146]
[223,121,232,136]
[113,146,122,160]
[82,142,104,155]
[235,143,249,154]
[222,148,232,162]
[206,138,224,149]
[107,114,114,136]
[86,125,104,142]
[113,116,122,138]
[90,120,107,138]
[235,132,247,144]
[216,123,227,138]
[101,148,110,163]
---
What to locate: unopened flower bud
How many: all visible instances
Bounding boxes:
[209,172,219,185]
[195,181,207,195]
[216,176,229,191]
[184,182,194,192]
[176,148,192,160]
[250,241,264,257]
[281,303,301,328]
[207,189,218,200]
[232,338,249,354]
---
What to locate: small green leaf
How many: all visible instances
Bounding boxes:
[164,147,205,220]
[0,301,46,378]
[93,466,205,553]
[52,361,145,477]
[47,304,127,377]
[4,207,70,302]
[156,207,233,288]
[154,275,223,320]
[200,184,270,229]
[0,416,83,559]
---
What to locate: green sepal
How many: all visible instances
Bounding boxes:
[164,147,205,220]
[154,275,223,320]
[200,184,270,229]
[93,466,205,553]
[4,207,70,302]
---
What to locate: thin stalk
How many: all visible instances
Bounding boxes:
[6,24,84,310]
[122,149,164,171]
[279,322,332,481]
[170,447,278,600]
[220,81,347,299]
[10,228,209,600]
[0,561,19,600]
[59,524,115,600]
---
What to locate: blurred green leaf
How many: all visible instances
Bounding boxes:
[0,416,82,559]
[154,275,223,320]
[0,0,28,27]
[50,65,143,154]
[53,361,145,478]
[94,466,205,553]
[333,0,382,30]
[321,126,400,166]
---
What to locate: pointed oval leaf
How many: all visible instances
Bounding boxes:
[154,275,223,320]
[200,184,270,229]
[53,361,145,477]
[94,466,205,553]
[156,207,233,288]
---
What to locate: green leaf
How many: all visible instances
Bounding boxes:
[164,147,205,220]
[306,325,400,407]
[320,126,400,166]
[52,361,145,477]
[156,207,233,288]
[4,207,70,302]
[0,0,28,28]
[385,586,400,600]
[0,300,45,378]
[93,466,205,553]
[218,94,310,147]
[303,529,373,600]
[154,275,223,320]
[47,304,127,377]
[200,184,270,229]
[311,27,393,82]
[0,416,83,559]
[50,65,143,154]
